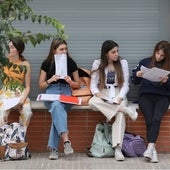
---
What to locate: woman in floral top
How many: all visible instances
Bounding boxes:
[0,38,32,133]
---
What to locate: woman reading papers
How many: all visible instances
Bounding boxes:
[131,40,170,163]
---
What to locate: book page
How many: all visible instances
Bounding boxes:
[141,66,170,82]
[54,54,67,79]
[3,97,20,110]
[36,94,60,101]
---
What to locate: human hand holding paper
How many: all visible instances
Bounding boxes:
[140,65,170,82]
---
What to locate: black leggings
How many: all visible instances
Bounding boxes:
[139,94,169,143]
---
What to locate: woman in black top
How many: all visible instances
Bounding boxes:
[39,38,79,160]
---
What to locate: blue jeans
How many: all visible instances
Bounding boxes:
[44,83,72,150]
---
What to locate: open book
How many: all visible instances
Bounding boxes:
[141,66,170,82]
[36,94,82,105]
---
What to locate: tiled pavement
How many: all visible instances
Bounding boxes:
[1,152,170,170]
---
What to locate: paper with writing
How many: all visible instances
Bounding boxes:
[141,66,170,82]
[3,97,20,110]
[54,54,67,79]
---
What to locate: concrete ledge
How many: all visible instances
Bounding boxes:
[31,101,92,110]
[31,100,170,110]
[30,100,139,110]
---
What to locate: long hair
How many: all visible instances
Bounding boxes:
[93,40,124,89]
[150,40,170,71]
[10,38,26,61]
[45,38,71,62]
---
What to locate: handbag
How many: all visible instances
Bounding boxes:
[72,68,92,105]
[88,122,114,158]
[122,132,146,157]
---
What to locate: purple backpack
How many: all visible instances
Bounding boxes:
[122,132,146,157]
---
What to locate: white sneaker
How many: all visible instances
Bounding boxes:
[64,141,74,155]
[115,146,125,161]
[49,148,59,160]
[143,143,155,161]
[121,106,138,121]
[143,148,152,160]
[150,150,158,163]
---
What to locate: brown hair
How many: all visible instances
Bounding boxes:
[150,40,170,71]
[45,38,71,62]
[10,38,26,61]
[92,40,124,89]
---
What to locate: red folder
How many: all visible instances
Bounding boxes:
[60,95,81,105]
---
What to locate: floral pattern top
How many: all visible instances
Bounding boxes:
[0,60,27,98]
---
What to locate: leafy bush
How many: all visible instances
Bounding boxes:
[0,0,66,66]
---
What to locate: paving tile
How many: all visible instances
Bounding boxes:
[1,153,170,169]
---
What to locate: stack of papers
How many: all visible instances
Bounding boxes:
[141,66,170,82]
[36,94,82,105]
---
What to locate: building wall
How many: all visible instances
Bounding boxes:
[9,109,170,153]
[13,0,170,101]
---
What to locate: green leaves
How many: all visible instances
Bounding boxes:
[0,0,67,66]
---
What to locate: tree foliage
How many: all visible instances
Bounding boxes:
[0,0,66,65]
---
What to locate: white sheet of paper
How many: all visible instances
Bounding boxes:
[100,95,119,104]
[36,94,60,101]
[140,65,151,73]
[54,54,67,79]
[3,97,20,110]
[141,66,170,82]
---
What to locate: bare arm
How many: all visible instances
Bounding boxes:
[39,69,51,90]
[20,61,31,104]
[64,70,80,89]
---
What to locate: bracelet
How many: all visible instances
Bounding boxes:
[46,80,50,85]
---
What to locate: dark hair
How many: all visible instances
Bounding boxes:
[10,38,26,61]
[93,40,124,89]
[150,40,170,71]
[45,38,71,62]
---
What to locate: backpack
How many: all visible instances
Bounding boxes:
[0,122,29,161]
[122,132,146,157]
[72,68,92,106]
[87,122,115,158]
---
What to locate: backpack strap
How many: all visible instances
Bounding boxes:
[103,123,112,145]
